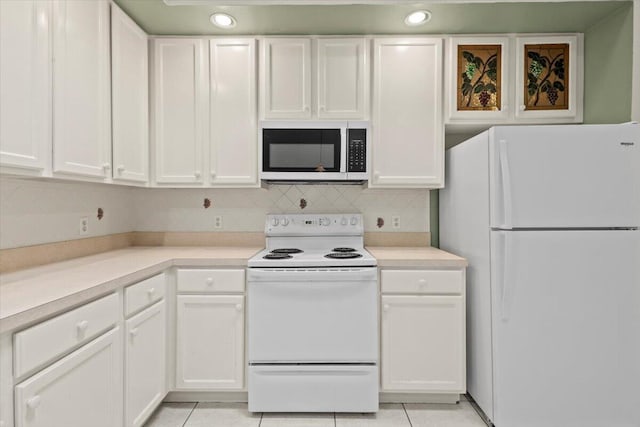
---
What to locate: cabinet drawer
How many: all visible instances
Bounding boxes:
[14,293,118,378]
[124,273,166,317]
[177,269,245,293]
[381,269,463,294]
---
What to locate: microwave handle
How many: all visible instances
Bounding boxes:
[340,126,347,174]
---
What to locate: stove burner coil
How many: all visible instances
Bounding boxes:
[332,247,357,253]
[324,252,363,259]
[270,248,304,254]
[263,253,293,260]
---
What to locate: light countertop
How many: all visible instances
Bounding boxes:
[365,246,468,268]
[0,246,262,334]
[0,245,466,335]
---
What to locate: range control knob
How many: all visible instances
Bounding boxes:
[320,217,331,226]
[341,217,348,226]
[271,217,279,226]
[281,218,290,226]
[350,216,358,226]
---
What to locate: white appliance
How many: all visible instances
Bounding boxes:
[259,121,369,182]
[440,123,640,427]
[247,214,378,413]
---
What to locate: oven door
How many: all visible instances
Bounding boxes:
[247,267,378,363]
[260,127,347,180]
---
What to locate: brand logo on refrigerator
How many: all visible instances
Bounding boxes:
[620,142,635,147]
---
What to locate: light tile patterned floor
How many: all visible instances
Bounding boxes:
[143,401,488,427]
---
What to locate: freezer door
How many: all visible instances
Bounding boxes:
[490,229,640,427]
[490,124,640,229]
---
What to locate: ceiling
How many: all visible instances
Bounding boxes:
[113,0,629,36]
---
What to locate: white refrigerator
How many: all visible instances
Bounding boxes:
[440,124,640,427]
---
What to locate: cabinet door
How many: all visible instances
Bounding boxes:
[371,38,444,188]
[125,301,165,427]
[381,295,465,392]
[317,38,367,119]
[14,328,122,427]
[446,36,510,124]
[52,0,111,179]
[209,39,258,186]
[514,34,583,123]
[176,295,244,390]
[152,39,207,185]
[262,38,311,119]
[0,0,50,174]
[111,3,148,184]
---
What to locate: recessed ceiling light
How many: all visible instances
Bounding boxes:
[210,13,236,29]
[404,10,431,26]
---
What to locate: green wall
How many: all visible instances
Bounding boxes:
[584,2,634,123]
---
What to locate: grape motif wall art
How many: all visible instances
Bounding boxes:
[457,44,502,111]
[524,43,569,110]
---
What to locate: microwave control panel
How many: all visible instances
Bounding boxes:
[347,129,366,173]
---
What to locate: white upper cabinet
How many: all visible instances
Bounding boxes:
[151,38,208,185]
[111,3,149,185]
[0,0,51,175]
[52,0,111,179]
[514,34,583,123]
[445,36,510,125]
[209,39,258,186]
[261,38,312,119]
[371,38,444,188]
[261,37,368,120]
[316,38,367,119]
[445,33,583,128]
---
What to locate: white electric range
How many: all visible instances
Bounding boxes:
[247,214,379,413]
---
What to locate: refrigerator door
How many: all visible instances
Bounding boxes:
[490,124,640,229]
[490,229,640,427]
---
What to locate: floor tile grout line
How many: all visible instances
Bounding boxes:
[402,403,414,427]
[258,412,263,427]
[334,412,337,427]
[180,402,198,427]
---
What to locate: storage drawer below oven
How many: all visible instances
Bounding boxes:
[248,365,378,413]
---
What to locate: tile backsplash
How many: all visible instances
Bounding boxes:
[0,177,430,249]
[132,185,430,234]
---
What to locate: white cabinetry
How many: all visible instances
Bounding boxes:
[111,3,148,185]
[151,38,208,185]
[0,0,51,175]
[371,38,444,188]
[125,301,165,427]
[261,37,368,120]
[380,269,465,394]
[52,0,111,179]
[209,39,258,186]
[316,38,367,119]
[176,268,245,390]
[445,33,583,128]
[261,38,312,119]
[14,328,122,427]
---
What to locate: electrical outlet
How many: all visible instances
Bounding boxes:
[214,215,223,229]
[392,216,400,229]
[79,217,89,235]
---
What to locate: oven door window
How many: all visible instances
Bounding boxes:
[262,129,341,172]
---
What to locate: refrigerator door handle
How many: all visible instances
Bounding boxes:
[499,231,515,321]
[498,139,513,229]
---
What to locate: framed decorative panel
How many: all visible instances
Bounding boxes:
[515,34,583,122]
[457,44,502,111]
[523,43,569,110]
[446,37,510,123]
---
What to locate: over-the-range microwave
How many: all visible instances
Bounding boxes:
[259,121,369,183]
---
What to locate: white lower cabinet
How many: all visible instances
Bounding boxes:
[125,301,166,427]
[14,327,122,427]
[176,294,244,390]
[380,269,466,394]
